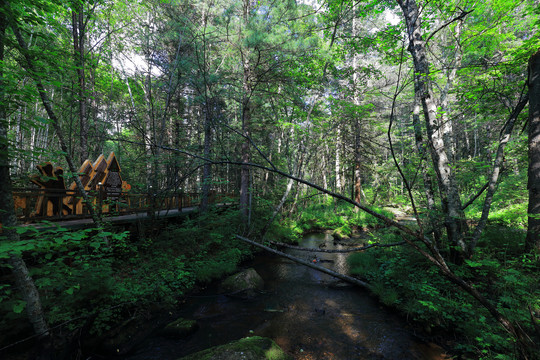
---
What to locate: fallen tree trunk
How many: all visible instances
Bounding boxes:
[235,235,370,289]
[268,239,406,253]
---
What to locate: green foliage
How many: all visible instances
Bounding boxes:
[283,201,393,237]
[0,224,126,336]
[347,251,377,277]
[155,208,254,283]
[462,139,528,229]
[347,226,539,358]
[266,217,303,244]
[0,207,259,344]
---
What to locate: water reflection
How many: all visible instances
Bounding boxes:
[122,232,449,360]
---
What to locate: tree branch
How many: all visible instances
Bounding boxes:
[235,235,370,289]
[425,9,473,46]
[268,239,407,253]
[461,182,489,210]
[469,90,529,254]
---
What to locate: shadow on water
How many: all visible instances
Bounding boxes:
[121,232,450,360]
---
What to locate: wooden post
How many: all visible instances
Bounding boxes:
[98,182,103,216]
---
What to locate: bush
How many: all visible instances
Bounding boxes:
[0,208,256,344]
[277,200,393,238]
[346,226,539,358]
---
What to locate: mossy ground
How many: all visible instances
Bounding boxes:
[178,336,292,360]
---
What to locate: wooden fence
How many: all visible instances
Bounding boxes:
[11,188,236,223]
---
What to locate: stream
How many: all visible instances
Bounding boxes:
[121,232,449,359]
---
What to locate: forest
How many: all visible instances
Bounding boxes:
[0,0,539,359]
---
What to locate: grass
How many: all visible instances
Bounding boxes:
[346,225,539,359]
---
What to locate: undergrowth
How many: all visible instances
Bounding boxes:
[347,227,540,359]
[0,207,254,348]
[268,200,394,243]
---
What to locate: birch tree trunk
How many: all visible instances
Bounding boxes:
[439,21,463,162]
[412,81,441,244]
[397,0,468,255]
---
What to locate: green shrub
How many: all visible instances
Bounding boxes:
[345,226,539,359]
[348,252,378,277]
[488,203,528,228]
[281,201,394,238]
[0,208,256,341]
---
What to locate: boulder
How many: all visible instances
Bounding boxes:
[159,317,198,338]
[220,268,264,298]
[331,227,350,240]
[178,336,292,360]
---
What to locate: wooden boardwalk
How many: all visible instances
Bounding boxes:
[23,206,200,230]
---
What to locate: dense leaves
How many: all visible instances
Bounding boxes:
[1,0,539,358]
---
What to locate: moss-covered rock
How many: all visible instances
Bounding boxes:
[220,268,264,298]
[178,336,292,360]
[159,317,198,338]
[331,227,350,240]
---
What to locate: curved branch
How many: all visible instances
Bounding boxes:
[425,9,473,46]
[387,38,425,237]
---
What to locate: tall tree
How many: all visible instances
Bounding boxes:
[0,1,52,357]
[8,0,105,229]
[396,0,469,255]
[238,0,254,221]
[71,0,89,163]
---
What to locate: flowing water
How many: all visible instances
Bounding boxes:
[122,232,449,360]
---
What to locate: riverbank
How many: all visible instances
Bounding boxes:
[114,232,449,360]
[2,203,536,359]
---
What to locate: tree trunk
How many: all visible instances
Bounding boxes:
[10,16,105,231]
[200,10,213,213]
[397,0,468,255]
[239,0,253,222]
[335,124,342,193]
[72,7,88,164]
[439,20,463,163]
[353,122,364,206]
[526,48,540,252]
[0,9,52,356]
[240,88,251,221]
[201,98,213,212]
[469,93,529,254]
[412,81,441,244]
[352,7,364,207]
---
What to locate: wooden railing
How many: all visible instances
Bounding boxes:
[11,188,236,223]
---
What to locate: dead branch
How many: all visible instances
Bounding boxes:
[268,239,406,253]
[235,235,370,289]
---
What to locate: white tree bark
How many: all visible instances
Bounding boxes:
[397,0,468,254]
